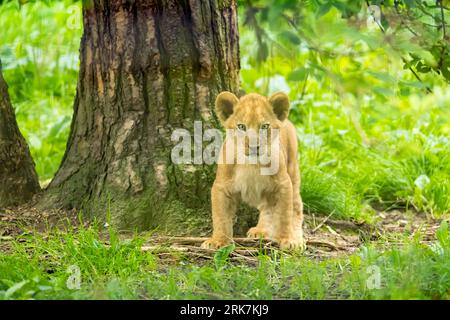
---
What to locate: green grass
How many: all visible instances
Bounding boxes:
[1,221,449,299]
[301,167,364,220]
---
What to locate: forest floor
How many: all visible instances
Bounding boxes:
[0,204,445,263]
[1,205,449,299]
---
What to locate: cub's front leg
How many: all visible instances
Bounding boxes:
[201,183,237,249]
[271,179,304,251]
[247,206,272,239]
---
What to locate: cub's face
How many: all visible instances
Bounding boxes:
[215,92,290,158]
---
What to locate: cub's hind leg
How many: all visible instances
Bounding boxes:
[292,190,306,251]
[288,161,306,251]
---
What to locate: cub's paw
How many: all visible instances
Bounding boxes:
[276,236,306,252]
[247,227,270,239]
[201,238,233,250]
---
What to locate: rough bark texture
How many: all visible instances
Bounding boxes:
[45,0,242,234]
[0,60,40,207]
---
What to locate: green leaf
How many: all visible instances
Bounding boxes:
[416,61,431,73]
[436,221,449,247]
[403,0,416,8]
[4,280,29,299]
[213,243,235,270]
[403,59,417,70]
[372,86,395,97]
[279,30,301,45]
[399,80,428,89]
[366,71,397,83]
[287,68,309,81]
[316,2,332,17]
[440,59,450,82]
[333,0,362,18]
[256,41,269,65]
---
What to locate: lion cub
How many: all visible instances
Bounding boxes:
[201,91,305,250]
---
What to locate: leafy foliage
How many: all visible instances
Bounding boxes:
[240,0,450,83]
[0,0,81,180]
[239,0,450,217]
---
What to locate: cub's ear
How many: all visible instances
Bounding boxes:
[269,92,290,121]
[215,91,239,124]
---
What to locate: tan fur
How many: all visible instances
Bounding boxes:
[201,92,305,251]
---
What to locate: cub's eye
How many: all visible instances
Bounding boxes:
[237,124,247,131]
[261,123,270,130]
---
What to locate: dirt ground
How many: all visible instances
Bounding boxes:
[0,203,447,264]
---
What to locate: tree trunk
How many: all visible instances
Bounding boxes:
[0,60,40,207]
[44,0,241,234]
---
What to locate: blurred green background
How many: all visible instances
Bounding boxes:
[0,0,449,220]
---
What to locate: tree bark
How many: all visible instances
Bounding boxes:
[44,0,241,234]
[0,60,40,207]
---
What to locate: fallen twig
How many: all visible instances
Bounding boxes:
[312,210,335,233]
[306,239,343,251]
[307,217,372,232]
[153,236,274,247]
[145,237,345,252]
